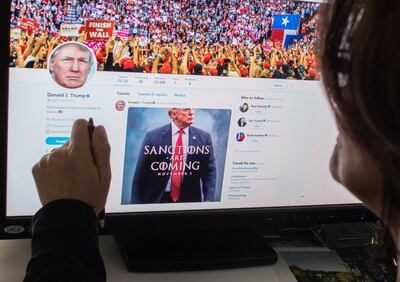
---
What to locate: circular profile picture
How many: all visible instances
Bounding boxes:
[48,42,96,89]
[238,117,247,127]
[236,132,246,142]
[115,100,126,111]
[240,103,249,113]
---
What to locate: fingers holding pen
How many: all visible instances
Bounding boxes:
[91,125,112,184]
[31,118,112,210]
[69,119,91,153]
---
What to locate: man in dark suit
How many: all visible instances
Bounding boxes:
[131,108,216,204]
[238,117,247,127]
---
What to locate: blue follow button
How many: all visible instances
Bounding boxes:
[46,137,70,145]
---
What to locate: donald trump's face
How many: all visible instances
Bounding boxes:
[170,108,195,129]
[49,43,92,89]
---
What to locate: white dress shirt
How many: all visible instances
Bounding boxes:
[165,122,189,192]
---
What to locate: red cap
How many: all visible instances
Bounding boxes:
[237,57,245,64]
[217,58,224,65]
[263,62,270,69]
[120,57,127,67]
[188,61,195,71]
[276,59,282,68]
[96,53,105,63]
[239,66,248,77]
[123,59,136,70]
[160,63,172,74]
[210,68,218,76]
[144,63,150,73]
[203,54,212,64]
[308,68,317,77]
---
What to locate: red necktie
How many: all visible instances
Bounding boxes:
[171,129,184,202]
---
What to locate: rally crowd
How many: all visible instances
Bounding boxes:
[9,0,320,79]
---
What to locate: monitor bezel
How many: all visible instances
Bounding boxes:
[1,204,376,239]
[0,1,377,240]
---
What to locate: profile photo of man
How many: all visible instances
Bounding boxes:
[48,42,95,89]
[115,100,126,111]
[240,103,249,113]
[238,117,247,127]
[131,108,216,204]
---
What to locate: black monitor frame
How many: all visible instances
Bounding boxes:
[0,0,377,241]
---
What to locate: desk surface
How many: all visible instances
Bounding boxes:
[0,235,297,282]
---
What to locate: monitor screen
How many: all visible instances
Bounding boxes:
[5,0,360,219]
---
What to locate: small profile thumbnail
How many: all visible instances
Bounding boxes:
[238,117,247,127]
[236,132,246,142]
[239,103,249,113]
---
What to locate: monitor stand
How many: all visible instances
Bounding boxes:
[114,228,277,272]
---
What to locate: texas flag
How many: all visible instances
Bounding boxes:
[271,14,302,48]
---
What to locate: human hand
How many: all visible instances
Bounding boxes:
[13,42,22,55]
[123,40,130,48]
[78,31,87,42]
[133,36,139,46]
[32,119,111,215]
[107,38,116,51]
[49,35,60,46]
[38,34,47,45]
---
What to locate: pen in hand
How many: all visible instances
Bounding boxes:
[88,117,95,142]
[88,118,106,229]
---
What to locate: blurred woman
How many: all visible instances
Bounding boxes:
[321,1,400,279]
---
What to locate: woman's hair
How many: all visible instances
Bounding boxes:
[320,0,400,228]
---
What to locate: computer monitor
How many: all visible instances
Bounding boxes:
[0,0,375,271]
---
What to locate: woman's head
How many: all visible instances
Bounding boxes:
[321,0,400,224]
